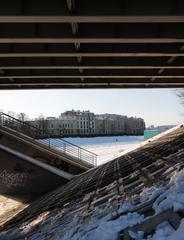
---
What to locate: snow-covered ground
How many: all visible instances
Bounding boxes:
[0,195,28,226]
[63,135,144,165]
[1,168,184,239]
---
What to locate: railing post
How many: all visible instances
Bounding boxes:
[63,142,66,153]
[79,148,81,161]
[95,155,97,166]
[0,114,2,126]
[77,148,80,159]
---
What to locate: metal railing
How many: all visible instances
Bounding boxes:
[0,112,97,166]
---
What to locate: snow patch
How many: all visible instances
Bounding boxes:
[63,135,144,164]
[153,169,184,214]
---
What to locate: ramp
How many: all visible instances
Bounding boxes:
[0,112,97,201]
[0,144,72,201]
[0,112,97,172]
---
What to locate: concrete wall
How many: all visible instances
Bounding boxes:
[0,149,67,197]
[0,127,89,175]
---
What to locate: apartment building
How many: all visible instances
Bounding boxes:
[59,110,95,136]
[95,114,127,135]
[29,110,145,137]
[125,117,146,135]
[95,114,145,136]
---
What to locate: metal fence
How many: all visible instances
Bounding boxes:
[0,112,97,166]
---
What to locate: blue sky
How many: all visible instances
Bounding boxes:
[0,89,183,127]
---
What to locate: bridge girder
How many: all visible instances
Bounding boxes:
[0,0,184,89]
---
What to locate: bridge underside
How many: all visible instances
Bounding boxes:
[0,0,184,89]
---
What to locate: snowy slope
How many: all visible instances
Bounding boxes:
[1,169,184,239]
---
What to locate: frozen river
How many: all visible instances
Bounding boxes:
[63,135,144,165]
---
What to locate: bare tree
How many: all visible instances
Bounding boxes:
[7,110,17,118]
[175,89,184,107]
[17,112,29,122]
[37,114,49,137]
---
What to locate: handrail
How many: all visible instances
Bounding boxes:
[55,137,97,156]
[0,112,97,156]
[0,112,40,131]
[0,112,97,166]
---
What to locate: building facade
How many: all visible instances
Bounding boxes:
[29,110,145,137]
[95,114,145,136]
[95,114,127,135]
[59,110,95,136]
